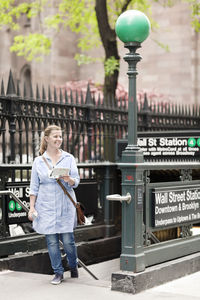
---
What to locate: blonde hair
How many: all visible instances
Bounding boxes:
[39,125,62,155]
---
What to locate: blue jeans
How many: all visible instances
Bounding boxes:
[45,232,78,275]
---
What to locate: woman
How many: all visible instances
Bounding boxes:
[28,124,80,285]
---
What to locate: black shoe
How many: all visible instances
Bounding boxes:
[71,267,78,278]
[51,273,64,285]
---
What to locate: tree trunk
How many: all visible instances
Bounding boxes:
[95,0,121,161]
[95,0,120,103]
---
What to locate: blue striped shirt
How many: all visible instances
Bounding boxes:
[30,150,80,234]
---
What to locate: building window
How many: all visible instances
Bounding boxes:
[20,65,32,97]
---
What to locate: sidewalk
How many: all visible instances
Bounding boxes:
[0,258,200,300]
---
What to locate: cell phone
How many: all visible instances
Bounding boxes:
[32,211,38,219]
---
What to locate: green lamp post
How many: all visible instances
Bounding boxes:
[116,10,150,272]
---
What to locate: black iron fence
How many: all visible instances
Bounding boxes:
[1,71,200,263]
[0,70,200,165]
[0,162,120,237]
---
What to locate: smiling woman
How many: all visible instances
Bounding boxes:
[28,124,80,285]
[39,125,63,156]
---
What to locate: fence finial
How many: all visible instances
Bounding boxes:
[48,85,52,102]
[36,84,41,100]
[65,89,68,103]
[143,93,148,110]
[6,70,16,96]
[17,80,21,96]
[81,91,84,105]
[42,85,46,101]
[76,90,79,104]
[70,89,74,104]
[23,82,26,98]
[1,79,5,95]
[85,83,93,106]
[30,82,34,99]
[60,88,63,103]
[54,87,57,102]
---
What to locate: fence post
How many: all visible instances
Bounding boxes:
[140,93,152,131]
[103,164,117,236]
[85,84,94,161]
[6,71,17,163]
[0,168,10,237]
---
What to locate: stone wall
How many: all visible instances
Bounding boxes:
[0,1,199,105]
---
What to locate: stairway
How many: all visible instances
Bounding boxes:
[0,224,121,274]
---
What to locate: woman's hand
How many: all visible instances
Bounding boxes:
[60,176,75,186]
[28,208,37,221]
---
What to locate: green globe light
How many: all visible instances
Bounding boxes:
[115,10,151,43]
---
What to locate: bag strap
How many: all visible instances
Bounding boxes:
[42,156,77,208]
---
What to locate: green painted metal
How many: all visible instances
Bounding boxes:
[120,162,145,272]
[124,43,141,146]
[115,10,150,273]
[144,235,200,267]
[115,10,151,43]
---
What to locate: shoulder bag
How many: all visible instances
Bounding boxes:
[42,156,85,225]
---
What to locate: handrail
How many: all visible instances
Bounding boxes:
[0,190,29,213]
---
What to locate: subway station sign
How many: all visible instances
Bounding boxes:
[138,136,200,160]
[6,183,30,224]
[152,184,200,228]
[116,131,200,161]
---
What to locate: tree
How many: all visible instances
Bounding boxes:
[0,0,200,100]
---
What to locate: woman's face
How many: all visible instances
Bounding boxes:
[46,130,63,150]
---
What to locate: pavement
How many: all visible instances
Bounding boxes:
[0,258,200,300]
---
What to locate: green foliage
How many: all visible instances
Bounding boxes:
[107,0,153,30]
[45,0,101,51]
[10,33,51,61]
[0,0,200,73]
[0,0,21,30]
[153,0,174,7]
[0,0,156,62]
[104,56,120,76]
[74,54,102,66]
[184,0,200,32]
[0,0,48,29]
[154,0,200,32]
[151,38,170,52]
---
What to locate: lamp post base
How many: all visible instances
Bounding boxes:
[120,252,145,272]
[119,147,145,273]
[122,147,143,163]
